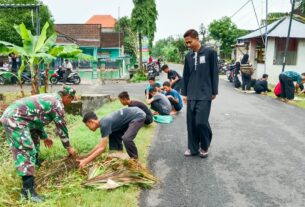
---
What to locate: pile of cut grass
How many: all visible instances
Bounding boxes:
[0,100,155,207]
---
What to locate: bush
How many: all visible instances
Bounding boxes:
[131,71,147,83]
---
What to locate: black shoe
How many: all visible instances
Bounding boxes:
[199,149,209,158]
[21,176,45,203]
[35,154,43,168]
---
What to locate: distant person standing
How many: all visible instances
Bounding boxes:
[62,59,73,84]
[182,29,219,158]
[148,55,153,64]
[241,53,249,65]
[10,53,18,73]
[240,53,251,91]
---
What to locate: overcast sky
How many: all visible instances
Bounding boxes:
[41,0,292,41]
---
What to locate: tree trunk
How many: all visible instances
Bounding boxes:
[31,65,39,95]
[45,64,49,93]
[18,80,25,97]
[138,32,143,70]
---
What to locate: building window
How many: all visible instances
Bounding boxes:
[274,38,298,65]
[255,42,265,64]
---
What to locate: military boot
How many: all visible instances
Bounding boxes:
[35,153,43,167]
[21,176,45,203]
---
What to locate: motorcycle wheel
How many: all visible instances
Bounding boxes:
[50,77,58,84]
[73,76,81,85]
[0,76,5,85]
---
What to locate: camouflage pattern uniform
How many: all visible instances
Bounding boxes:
[0,93,71,176]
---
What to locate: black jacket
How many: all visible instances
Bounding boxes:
[182,47,219,101]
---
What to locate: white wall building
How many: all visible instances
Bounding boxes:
[238,17,305,84]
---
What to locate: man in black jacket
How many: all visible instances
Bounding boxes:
[182,29,219,158]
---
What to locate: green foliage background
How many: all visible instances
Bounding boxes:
[0,0,54,46]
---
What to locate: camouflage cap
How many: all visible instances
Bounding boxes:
[59,85,76,97]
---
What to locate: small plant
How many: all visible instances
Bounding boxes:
[131,70,147,83]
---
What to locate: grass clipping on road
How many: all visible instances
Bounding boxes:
[0,100,156,207]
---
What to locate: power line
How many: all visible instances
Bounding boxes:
[250,0,265,45]
[230,0,251,19]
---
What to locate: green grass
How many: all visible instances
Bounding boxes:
[0,100,155,207]
[266,84,305,109]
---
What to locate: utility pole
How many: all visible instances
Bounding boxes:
[282,0,296,72]
[118,6,121,57]
[264,0,268,74]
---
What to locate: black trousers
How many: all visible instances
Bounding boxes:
[151,100,170,115]
[187,100,212,154]
[108,120,144,158]
[168,97,182,111]
[145,114,153,125]
[254,86,264,94]
[241,75,251,90]
[279,74,294,100]
[63,69,72,84]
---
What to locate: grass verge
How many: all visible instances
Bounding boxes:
[0,100,155,207]
[266,84,305,109]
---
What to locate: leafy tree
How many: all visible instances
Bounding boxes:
[0,0,54,46]
[199,23,208,45]
[131,0,158,69]
[152,36,187,63]
[208,17,248,58]
[114,16,137,60]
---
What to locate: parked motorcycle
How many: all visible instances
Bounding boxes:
[226,64,236,83]
[0,69,45,85]
[20,71,46,85]
[49,67,81,85]
[146,62,159,79]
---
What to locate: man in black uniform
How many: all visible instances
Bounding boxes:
[182,29,219,158]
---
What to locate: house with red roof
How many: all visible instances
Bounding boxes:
[86,15,117,32]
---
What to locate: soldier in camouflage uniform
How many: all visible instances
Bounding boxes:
[0,86,77,203]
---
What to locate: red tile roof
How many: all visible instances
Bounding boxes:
[86,15,117,28]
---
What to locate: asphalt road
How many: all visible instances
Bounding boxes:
[2,65,305,206]
[140,65,305,207]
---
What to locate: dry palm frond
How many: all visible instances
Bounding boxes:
[36,157,78,188]
[83,157,157,190]
[35,154,157,191]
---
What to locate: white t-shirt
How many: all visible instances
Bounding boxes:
[62,62,73,70]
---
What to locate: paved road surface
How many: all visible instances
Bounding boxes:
[2,64,305,206]
[140,65,305,207]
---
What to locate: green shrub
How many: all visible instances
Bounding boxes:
[131,71,147,83]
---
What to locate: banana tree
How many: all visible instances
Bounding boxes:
[0,22,56,95]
